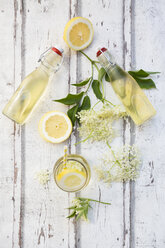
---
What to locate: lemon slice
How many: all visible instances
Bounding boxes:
[63,17,94,51]
[57,168,86,190]
[39,111,72,143]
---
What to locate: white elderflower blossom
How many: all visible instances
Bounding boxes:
[95,145,140,183]
[36,169,50,185]
[76,104,127,143]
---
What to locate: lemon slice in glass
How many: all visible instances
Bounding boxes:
[57,168,86,191]
[63,17,94,51]
[38,111,72,143]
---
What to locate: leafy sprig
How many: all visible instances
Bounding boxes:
[53,51,110,125]
[128,69,159,89]
[53,51,159,126]
[67,197,111,221]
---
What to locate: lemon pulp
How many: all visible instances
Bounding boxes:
[69,22,90,46]
[63,17,94,50]
[45,115,68,139]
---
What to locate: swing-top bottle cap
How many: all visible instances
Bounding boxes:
[51,46,64,56]
[96,47,107,57]
[96,47,116,68]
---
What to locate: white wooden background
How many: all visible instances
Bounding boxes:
[0,0,165,247]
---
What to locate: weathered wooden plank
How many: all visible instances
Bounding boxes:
[122,0,135,247]
[133,0,165,247]
[0,1,15,247]
[13,1,26,246]
[19,0,77,247]
[75,0,126,247]
[67,0,79,247]
[0,1,24,247]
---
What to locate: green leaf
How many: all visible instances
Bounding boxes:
[67,211,76,219]
[146,71,160,75]
[132,77,156,89]
[80,96,91,111]
[128,69,160,78]
[76,210,85,220]
[128,69,149,78]
[72,78,91,87]
[105,73,111,82]
[67,206,76,210]
[54,92,84,105]
[67,104,79,125]
[83,207,89,220]
[75,207,84,211]
[98,67,106,81]
[128,69,159,89]
[92,80,103,100]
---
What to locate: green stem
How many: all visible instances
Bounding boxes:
[80,50,99,71]
[92,100,102,109]
[79,50,93,63]
[100,79,105,99]
[91,62,94,78]
[85,63,94,93]
[93,62,99,72]
[92,99,115,110]
[85,76,93,94]
[106,141,122,168]
[103,98,115,107]
[82,52,94,95]
[74,131,93,146]
[78,197,111,205]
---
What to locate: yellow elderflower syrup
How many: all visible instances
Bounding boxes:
[3,47,63,124]
[53,154,90,192]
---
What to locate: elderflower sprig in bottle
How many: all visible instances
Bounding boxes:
[97,48,156,125]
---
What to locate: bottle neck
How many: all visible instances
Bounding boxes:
[38,63,52,76]
[98,50,116,69]
[97,50,126,81]
[39,50,63,76]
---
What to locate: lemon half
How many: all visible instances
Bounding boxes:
[39,111,72,143]
[63,17,94,51]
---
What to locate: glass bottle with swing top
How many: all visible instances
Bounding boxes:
[3,46,63,124]
[97,48,156,125]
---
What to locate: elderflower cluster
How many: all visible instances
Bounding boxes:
[72,198,81,210]
[36,169,50,185]
[76,104,127,143]
[95,145,140,183]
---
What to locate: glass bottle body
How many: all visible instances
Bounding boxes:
[97,49,156,125]
[3,48,63,124]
